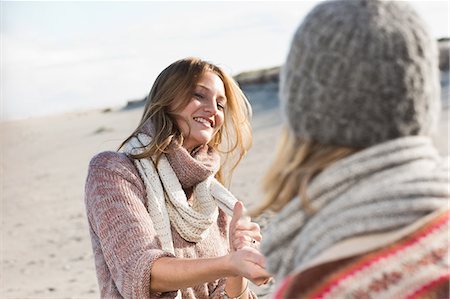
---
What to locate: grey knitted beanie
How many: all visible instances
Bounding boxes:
[280,0,441,148]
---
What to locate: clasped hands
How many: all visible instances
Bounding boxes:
[228,201,272,286]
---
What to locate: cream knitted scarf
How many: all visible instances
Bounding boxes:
[121,133,237,254]
[261,136,449,281]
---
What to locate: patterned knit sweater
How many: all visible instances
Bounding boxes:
[85,151,231,299]
[273,209,450,299]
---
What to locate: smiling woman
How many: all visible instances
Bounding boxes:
[172,71,227,152]
[84,57,271,299]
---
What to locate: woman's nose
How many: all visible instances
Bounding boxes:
[204,97,218,115]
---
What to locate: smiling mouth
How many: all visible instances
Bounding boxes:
[193,117,214,128]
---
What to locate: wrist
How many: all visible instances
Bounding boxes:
[222,252,238,277]
[224,278,248,299]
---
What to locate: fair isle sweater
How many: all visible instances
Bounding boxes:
[84,151,231,299]
[273,209,450,299]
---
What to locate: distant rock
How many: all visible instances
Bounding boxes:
[234,66,280,86]
[438,38,449,72]
[122,98,146,110]
[441,71,449,108]
[239,82,279,114]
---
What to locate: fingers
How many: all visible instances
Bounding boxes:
[229,201,244,241]
[231,201,245,225]
[228,202,273,285]
[230,201,253,251]
[234,220,260,232]
[232,235,261,250]
[231,247,272,285]
[239,246,266,268]
[231,209,261,250]
[232,230,262,250]
[233,229,262,241]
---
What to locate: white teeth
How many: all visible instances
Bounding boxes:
[194,117,213,127]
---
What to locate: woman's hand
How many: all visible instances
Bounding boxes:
[229,201,262,251]
[227,201,271,287]
[227,246,271,286]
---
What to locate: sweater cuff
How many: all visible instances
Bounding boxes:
[132,250,176,299]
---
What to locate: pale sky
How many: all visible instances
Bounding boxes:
[1,1,449,120]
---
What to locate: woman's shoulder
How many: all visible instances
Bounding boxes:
[88,151,138,178]
[274,209,450,299]
[89,150,130,165]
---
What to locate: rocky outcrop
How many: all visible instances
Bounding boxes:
[122,98,147,110]
[438,38,449,72]
[234,66,280,85]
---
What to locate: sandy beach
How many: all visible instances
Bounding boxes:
[1,86,448,298]
[0,103,277,299]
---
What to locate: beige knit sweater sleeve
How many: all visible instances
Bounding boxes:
[85,151,177,299]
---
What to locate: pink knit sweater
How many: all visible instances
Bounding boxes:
[85,151,231,299]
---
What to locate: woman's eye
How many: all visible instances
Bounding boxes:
[217,103,225,110]
[194,93,204,99]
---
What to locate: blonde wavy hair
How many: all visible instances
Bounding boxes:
[120,57,252,185]
[251,128,359,217]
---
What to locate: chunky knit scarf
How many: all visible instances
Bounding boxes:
[261,136,449,281]
[121,133,237,254]
[165,140,220,190]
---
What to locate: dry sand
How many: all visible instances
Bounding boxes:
[1,103,448,298]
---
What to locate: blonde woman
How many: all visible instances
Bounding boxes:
[255,0,449,298]
[85,57,270,299]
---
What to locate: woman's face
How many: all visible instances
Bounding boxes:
[172,71,226,151]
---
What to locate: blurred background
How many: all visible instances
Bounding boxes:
[2,0,449,120]
[1,1,449,298]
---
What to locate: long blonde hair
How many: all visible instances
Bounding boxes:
[251,127,359,217]
[120,57,252,185]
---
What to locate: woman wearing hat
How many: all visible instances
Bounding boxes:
[254,0,449,298]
